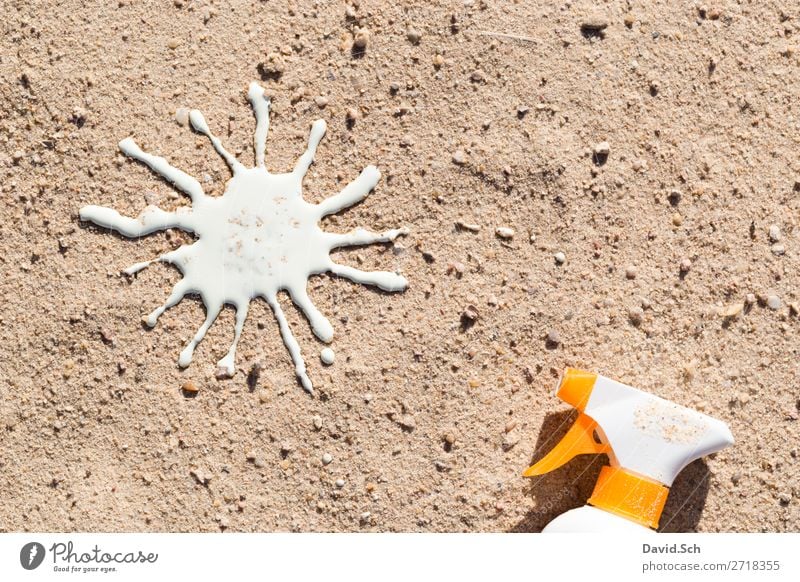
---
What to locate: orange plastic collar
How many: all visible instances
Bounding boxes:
[588,466,669,530]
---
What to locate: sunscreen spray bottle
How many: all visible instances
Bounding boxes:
[524,369,734,532]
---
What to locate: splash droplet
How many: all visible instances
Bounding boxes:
[320,347,335,365]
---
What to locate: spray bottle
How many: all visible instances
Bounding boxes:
[524,368,734,532]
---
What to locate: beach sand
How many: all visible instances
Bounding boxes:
[0,0,798,531]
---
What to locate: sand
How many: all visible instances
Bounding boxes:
[0,0,798,532]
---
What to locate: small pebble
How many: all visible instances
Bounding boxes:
[720,303,744,318]
[496,227,515,240]
[581,18,609,32]
[175,107,190,126]
[167,38,181,50]
[593,141,610,156]
[353,28,370,49]
[628,306,644,326]
[470,69,486,82]
[554,251,566,265]
[395,103,413,116]
[461,305,479,323]
[672,213,683,226]
[322,453,333,465]
[771,244,785,256]
[261,52,285,75]
[335,478,345,488]
[433,54,444,67]
[768,224,782,242]
[99,328,115,345]
[444,433,456,446]
[181,381,199,393]
[314,96,329,108]
[455,221,480,233]
[546,329,561,345]
[679,258,692,274]
[452,149,466,165]
[247,362,263,388]
[745,293,757,305]
[625,265,637,279]
[345,107,359,122]
[502,431,521,451]
[406,27,422,44]
[398,414,416,431]
[320,347,335,365]
[446,261,465,277]
[313,415,323,430]
[190,469,210,486]
[766,294,781,310]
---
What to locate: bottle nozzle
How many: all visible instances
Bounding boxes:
[556,368,598,410]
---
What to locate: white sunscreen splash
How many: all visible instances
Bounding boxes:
[80,82,408,392]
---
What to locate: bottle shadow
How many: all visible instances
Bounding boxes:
[508,410,711,532]
[658,458,710,533]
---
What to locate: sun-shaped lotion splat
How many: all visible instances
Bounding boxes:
[80,82,408,392]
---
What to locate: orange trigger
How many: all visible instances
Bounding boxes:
[522,413,609,477]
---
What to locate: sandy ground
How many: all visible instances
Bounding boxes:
[1,0,799,532]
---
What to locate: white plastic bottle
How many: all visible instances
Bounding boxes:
[543,506,648,533]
